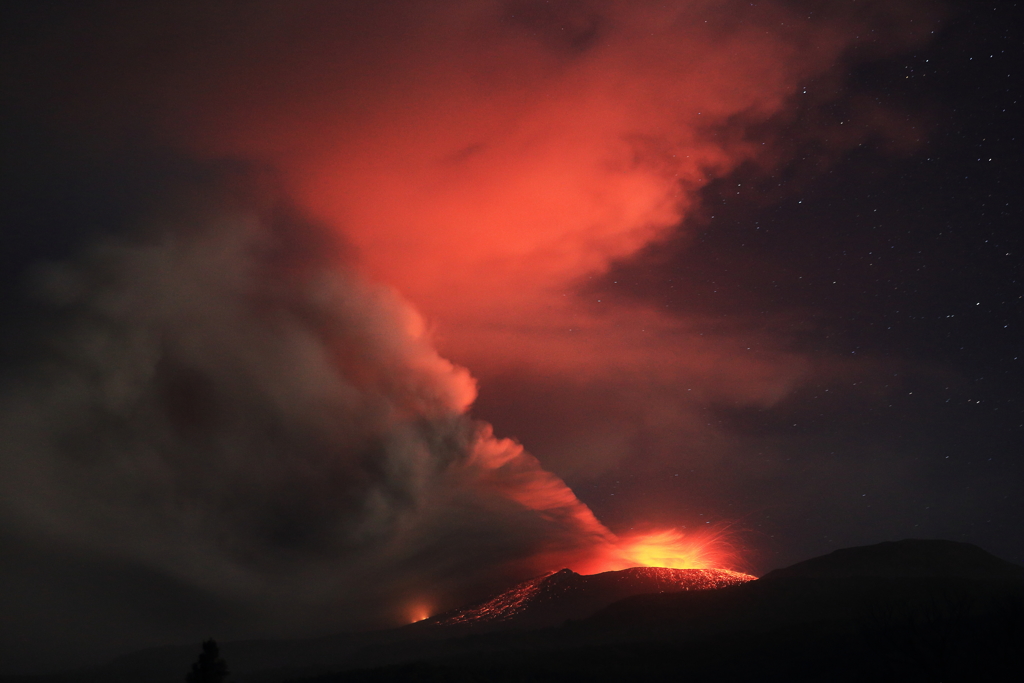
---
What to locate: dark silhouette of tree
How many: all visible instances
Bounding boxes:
[185,639,229,683]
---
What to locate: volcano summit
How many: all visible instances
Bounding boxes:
[422,566,755,632]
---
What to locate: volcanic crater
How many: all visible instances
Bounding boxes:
[423,565,756,631]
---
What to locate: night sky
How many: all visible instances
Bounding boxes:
[1,0,1021,675]
[552,0,1024,563]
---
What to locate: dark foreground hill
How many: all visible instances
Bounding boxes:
[0,566,752,683]
[305,540,1024,683]
[5,540,1023,683]
[761,538,1024,581]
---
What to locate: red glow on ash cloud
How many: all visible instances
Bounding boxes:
[142,1,934,579]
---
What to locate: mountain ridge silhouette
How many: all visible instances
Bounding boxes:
[4,539,1022,682]
[417,565,755,632]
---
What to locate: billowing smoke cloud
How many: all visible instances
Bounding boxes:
[0,162,616,657]
[139,0,936,479]
[0,0,940,671]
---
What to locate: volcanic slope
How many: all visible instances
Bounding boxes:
[306,540,1024,683]
[3,567,753,683]
[9,541,1023,682]
[420,566,755,632]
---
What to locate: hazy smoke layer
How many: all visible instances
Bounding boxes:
[141,0,936,479]
[0,166,611,646]
[0,0,940,671]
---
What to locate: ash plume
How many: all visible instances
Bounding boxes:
[0,159,611,666]
[0,0,945,672]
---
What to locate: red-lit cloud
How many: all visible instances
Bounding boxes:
[149,1,937,507]
[153,2,931,476]
[0,0,941,652]
[151,0,933,569]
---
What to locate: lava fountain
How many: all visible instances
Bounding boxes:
[570,526,742,576]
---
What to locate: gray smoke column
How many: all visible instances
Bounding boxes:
[0,0,945,671]
[0,164,611,655]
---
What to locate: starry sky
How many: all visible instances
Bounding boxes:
[471,0,1023,568]
[566,0,1023,561]
[1,0,1021,675]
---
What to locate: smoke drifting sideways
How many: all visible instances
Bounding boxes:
[0,0,940,671]
[137,0,938,478]
[0,161,626,669]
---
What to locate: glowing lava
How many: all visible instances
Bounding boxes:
[407,603,433,624]
[427,565,755,630]
[617,529,730,570]
[574,527,738,575]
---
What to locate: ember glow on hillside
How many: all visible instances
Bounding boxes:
[6,2,989,670]
[407,604,433,624]
[428,566,755,628]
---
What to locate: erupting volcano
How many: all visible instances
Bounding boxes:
[9,2,1015,677]
[577,527,741,575]
[421,565,755,631]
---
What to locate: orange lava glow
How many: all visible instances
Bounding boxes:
[122,4,930,584]
[433,566,755,628]
[407,603,433,624]
[462,414,742,578]
[614,529,730,570]
[454,409,742,579]
[571,527,738,575]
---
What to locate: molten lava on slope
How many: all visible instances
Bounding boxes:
[425,566,754,632]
